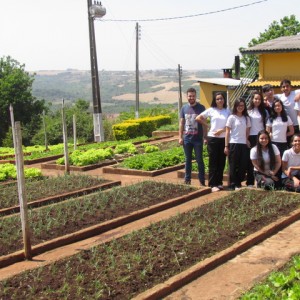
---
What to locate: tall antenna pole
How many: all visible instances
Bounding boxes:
[135,22,141,119]
[178,64,183,119]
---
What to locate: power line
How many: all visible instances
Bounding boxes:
[101,0,268,22]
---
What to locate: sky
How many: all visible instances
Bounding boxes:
[0,0,299,72]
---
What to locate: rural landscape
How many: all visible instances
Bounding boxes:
[1,13,300,299]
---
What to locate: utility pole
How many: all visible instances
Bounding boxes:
[135,22,141,119]
[178,64,183,119]
[87,0,106,142]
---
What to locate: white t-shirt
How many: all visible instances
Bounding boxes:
[250,144,280,172]
[266,116,293,143]
[248,108,266,136]
[200,107,231,138]
[282,147,300,178]
[277,90,300,126]
[226,114,251,144]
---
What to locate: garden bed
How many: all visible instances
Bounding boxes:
[103,163,185,177]
[0,180,120,216]
[0,189,300,299]
[0,181,207,265]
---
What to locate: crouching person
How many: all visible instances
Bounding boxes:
[250,130,281,190]
[282,133,300,192]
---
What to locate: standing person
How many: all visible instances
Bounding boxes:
[277,79,300,136]
[250,130,281,190]
[266,99,294,158]
[179,87,206,186]
[282,133,300,192]
[225,98,251,190]
[196,92,230,192]
[262,84,279,114]
[246,91,268,186]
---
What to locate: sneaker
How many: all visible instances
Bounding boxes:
[217,185,224,190]
[235,187,241,191]
[211,187,220,192]
[246,185,255,188]
[200,181,206,187]
[184,180,191,185]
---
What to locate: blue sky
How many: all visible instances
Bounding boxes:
[0,0,299,71]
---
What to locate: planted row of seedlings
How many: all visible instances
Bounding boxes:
[0,135,157,162]
[0,174,110,212]
[54,139,179,167]
[0,181,196,256]
[1,189,300,299]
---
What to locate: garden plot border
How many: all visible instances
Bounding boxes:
[103,163,185,177]
[0,180,121,216]
[177,170,229,181]
[0,188,210,269]
[134,205,300,300]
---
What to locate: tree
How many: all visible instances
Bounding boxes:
[0,56,46,146]
[239,15,300,76]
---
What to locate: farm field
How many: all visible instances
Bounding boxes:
[0,135,300,299]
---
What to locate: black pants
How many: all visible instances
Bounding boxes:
[207,137,226,187]
[246,135,257,186]
[228,143,248,188]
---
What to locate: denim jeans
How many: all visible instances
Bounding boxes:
[183,139,205,183]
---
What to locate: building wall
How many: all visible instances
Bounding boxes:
[199,82,236,108]
[259,52,300,80]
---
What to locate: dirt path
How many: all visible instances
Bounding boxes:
[6,145,300,298]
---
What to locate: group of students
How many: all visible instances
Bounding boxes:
[179,80,300,193]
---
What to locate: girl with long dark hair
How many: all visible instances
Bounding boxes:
[266,99,294,157]
[197,92,230,192]
[250,130,281,189]
[246,91,268,186]
[225,98,251,190]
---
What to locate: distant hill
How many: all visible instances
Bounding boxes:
[31,69,223,111]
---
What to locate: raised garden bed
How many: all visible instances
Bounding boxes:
[1,189,300,299]
[0,181,207,265]
[103,163,185,176]
[0,175,120,216]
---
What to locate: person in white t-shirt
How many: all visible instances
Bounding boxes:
[282,133,300,192]
[197,92,230,192]
[266,99,294,157]
[250,130,281,190]
[247,91,268,186]
[225,98,251,190]
[277,79,300,140]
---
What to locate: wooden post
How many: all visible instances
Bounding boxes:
[15,121,32,260]
[73,114,77,150]
[62,99,70,174]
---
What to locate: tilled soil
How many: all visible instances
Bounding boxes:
[1,189,300,299]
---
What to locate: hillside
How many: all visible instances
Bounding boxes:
[31,69,223,111]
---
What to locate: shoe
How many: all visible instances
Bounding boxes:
[246,185,255,188]
[211,187,220,192]
[235,187,241,191]
[200,181,206,187]
[217,185,224,190]
[184,180,191,185]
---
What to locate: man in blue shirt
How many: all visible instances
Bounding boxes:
[179,87,206,186]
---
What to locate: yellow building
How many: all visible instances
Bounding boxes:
[241,34,300,91]
[197,77,241,109]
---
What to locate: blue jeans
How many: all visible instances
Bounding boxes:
[183,140,205,183]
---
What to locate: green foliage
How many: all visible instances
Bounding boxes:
[0,56,46,146]
[114,143,137,154]
[239,15,300,76]
[119,146,184,171]
[0,163,42,181]
[241,255,300,299]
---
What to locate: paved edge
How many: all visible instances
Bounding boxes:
[0,188,210,269]
[133,207,300,300]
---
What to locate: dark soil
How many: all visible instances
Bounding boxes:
[1,189,300,299]
[0,181,196,256]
